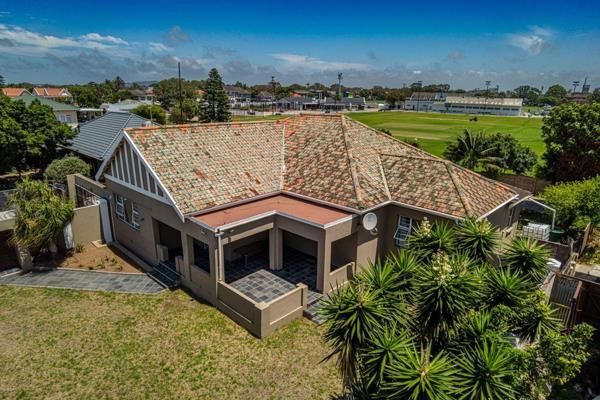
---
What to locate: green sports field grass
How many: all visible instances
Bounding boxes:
[347,111,544,158]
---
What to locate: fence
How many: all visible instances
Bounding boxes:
[498,174,550,195]
[216,281,308,338]
[549,274,600,335]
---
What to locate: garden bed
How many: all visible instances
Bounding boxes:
[36,243,144,273]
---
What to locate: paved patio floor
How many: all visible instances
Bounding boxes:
[225,248,322,304]
[0,268,165,294]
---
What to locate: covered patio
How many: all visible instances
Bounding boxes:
[225,247,320,304]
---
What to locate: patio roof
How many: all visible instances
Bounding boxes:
[194,194,353,229]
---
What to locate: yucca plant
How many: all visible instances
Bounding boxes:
[486,268,530,308]
[385,250,420,302]
[408,219,455,260]
[361,326,412,393]
[417,252,481,345]
[384,344,460,400]
[503,238,551,283]
[517,293,561,343]
[456,218,500,263]
[457,339,516,400]
[319,282,392,391]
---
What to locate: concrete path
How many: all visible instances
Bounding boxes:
[0,268,165,294]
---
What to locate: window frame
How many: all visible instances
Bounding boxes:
[115,194,140,230]
[394,216,414,247]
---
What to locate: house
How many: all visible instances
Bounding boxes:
[224,85,252,106]
[14,94,79,127]
[129,88,155,103]
[322,96,366,111]
[276,96,316,111]
[432,96,523,116]
[404,92,446,112]
[32,87,72,101]
[68,112,158,174]
[1,88,31,98]
[101,99,151,113]
[92,114,524,337]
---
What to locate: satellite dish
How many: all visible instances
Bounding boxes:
[362,212,378,231]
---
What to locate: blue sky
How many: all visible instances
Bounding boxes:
[0,0,599,89]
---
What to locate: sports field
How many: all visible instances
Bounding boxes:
[347,111,544,157]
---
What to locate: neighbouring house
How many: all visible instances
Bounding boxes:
[404,92,446,111]
[224,85,252,106]
[130,88,155,103]
[14,94,79,127]
[32,87,72,101]
[92,114,525,337]
[67,112,158,175]
[432,96,523,116]
[101,99,151,113]
[322,96,366,111]
[1,88,31,98]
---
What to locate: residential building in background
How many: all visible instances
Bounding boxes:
[32,87,72,101]
[129,87,155,103]
[14,94,79,126]
[1,88,31,98]
[224,85,252,107]
[101,99,151,113]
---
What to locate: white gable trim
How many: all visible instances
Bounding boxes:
[122,132,185,222]
[94,131,124,181]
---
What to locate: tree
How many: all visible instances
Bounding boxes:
[130,104,166,125]
[486,132,537,175]
[153,77,197,108]
[541,176,600,232]
[0,74,5,86]
[0,94,28,174]
[8,178,74,258]
[169,99,199,124]
[199,68,231,123]
[591,88,600,103]
[320,218,594,399]
[443,129,502,172]
[545,84,567,100]
[384,89,405,106]
[540,103,600,182]
[513,85,540,104]
[44,156,91,184]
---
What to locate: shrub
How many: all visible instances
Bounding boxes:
[44,156,90,183]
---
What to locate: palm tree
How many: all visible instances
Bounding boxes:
[8,178,74,260]
[486,268,530,308]
[443,129,502,172]
[408,219,455,260]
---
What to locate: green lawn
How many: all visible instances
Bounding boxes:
[0,287,340,399]
[347,111,544,157]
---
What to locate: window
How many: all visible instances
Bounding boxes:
[394,216,415,247]
[115,194,140,229]
[193,239,210,273]
[58,114,72,123]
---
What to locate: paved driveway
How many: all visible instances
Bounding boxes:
[0,268,165,294]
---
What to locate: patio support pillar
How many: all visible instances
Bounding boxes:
[316,235,331,292]
[269,228,283,270]
[180,233,193,283]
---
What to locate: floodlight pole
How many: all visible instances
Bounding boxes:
[178,62,183,122]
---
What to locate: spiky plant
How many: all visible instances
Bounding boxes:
[361,326,412,392]
[417,252,481,345]
[517,293,561,343]
[503,238,551,283]
[385,250,420,301]
[384,344,460,400]
[9,178,74,257]
[456,218,500,263]
[443,129,503,172]
[457,340,516,400]
[486,268,530,308]
[319,282,392,391]
[408,219,455,260]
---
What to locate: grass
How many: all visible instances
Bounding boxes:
[0,286,340,399]
[347,111,544,157]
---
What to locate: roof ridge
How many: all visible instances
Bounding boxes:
[379,152,444,162]
[340,115,363,208]
[445,163,475,217]
[377,154,392,201]
[125,118,287,133]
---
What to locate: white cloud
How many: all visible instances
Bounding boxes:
[149,41,170,52]
[507,26,553,55]
[271,53,371,72]
[80,33,128,45]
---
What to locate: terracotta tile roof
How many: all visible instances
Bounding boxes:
[124,115,518,218]
[2,88,29,98]
[33,87,70,97]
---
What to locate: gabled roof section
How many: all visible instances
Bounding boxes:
[14,94,79,111]
[125,121,285,215]
[69,112,156,161]
[2,88,30,98]
[119,114,518,219]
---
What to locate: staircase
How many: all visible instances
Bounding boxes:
[149,262,181,289]
[303,294,326,325]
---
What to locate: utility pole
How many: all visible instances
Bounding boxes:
[178,62,183,122]
[485,80,491,109]
[415,80,423,112]
[270,76,277,115]
[572,80,580,93]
